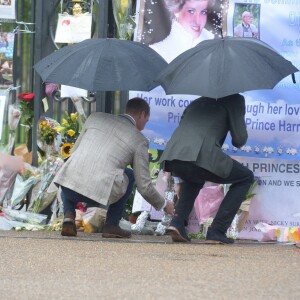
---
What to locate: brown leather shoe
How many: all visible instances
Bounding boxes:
[102,224,131,239]
[61,212,77,237]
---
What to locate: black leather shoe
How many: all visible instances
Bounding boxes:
[166,217,191,242]
[102,224,131,238]
[206,228,234,244]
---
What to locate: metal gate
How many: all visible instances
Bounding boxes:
[2,0,135,165]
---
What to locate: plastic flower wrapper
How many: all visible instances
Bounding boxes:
[82,207,106,233]
[7,104,21,154]
[0,216,14,230]
[0,214,45,231]
[131,211,149,234]
[27,181,58,214]
[2,207,47,225]
[37,117,61,157]
[9,163,41,209]
[31,156,64,213]
[0,153,23,206]
[18,92,34,132]
[155,191,174,236]
[47,197,64,231]
[200,217,213,238]
[112,0,135,40]
[194,184,224,224]
[71,97,86,124]
[275,227,300,243]
[226,214,239,239]
[47,214,64,232]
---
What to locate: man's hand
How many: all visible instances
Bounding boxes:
[164,201,175,216]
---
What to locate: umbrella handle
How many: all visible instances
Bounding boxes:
[292,73,296,84]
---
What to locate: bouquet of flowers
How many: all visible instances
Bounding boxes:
[70,97,86,124]
[18,92,34,132]
[10,163,40,209]
[55,111,81,158]
[112,0,135,40]
[7,104,21,154]
[38,118,58,145]
[2,207,47,225]
[37,117,60,157]
[31,156,64,213]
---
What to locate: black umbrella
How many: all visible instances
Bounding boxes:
[34,38,167,92]
[156,37,299,99]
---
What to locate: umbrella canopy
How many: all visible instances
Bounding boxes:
[156,37,299,99]
[34,38,168,92]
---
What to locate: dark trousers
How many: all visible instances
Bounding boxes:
[61,168,135,226]
[165,159,254,233]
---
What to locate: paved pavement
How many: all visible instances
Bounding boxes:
[0,230,299,300]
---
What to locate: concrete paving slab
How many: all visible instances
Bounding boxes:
[0,230,299,300]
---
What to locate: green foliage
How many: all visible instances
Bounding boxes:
[188,225,206,241]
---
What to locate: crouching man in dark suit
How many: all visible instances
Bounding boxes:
[160,94,254,244]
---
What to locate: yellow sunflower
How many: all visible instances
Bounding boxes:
[61,143,73,158]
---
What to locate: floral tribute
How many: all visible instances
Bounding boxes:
[55,112,81,158]
[37,117,61,158]
[18,92,34,132]
[112,0,135,40]
[38,118,58,145]
[7,104,21,153]
[31,156,64,213]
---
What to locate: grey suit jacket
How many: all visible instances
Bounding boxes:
[160,94,248,178]
[54,112,164,210]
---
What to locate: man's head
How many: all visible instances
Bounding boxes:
[242,11,252,26]
[126,97,150,131]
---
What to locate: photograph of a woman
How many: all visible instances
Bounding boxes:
[150,0,216,62]
[137,0,222,63]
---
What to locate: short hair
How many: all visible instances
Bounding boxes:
[164,0,216,14]
[126,97,150,116]
[242,11,252,18]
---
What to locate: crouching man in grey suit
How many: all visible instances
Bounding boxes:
[54,98,174,237]
[160,94,254,244]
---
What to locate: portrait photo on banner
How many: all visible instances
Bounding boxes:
[136,0,225,62]
[233,3,261,39]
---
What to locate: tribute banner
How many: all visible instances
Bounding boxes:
[130,0,300,239]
